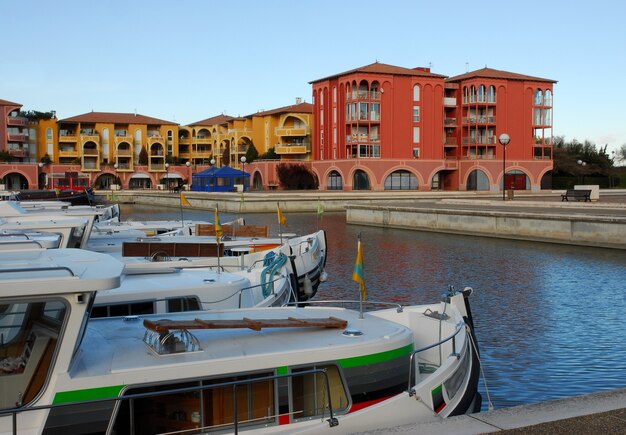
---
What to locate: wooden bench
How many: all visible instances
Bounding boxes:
[561,189,591,202]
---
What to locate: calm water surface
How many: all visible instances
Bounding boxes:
[120,204,626,411]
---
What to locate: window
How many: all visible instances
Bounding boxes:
[488,86,496,103]
[291,365,349,420]
[413,106,420,122]
[0,299,67,409]
[385,170,418,190]
[544,89,553,106]
[353,170,370,190]
[412,147,420,158]
[167,297,201,313]
[478,85,486,102]
[534,89,543,105]
[46,128,52,140]
[359,103,368,121]
[370,103,380,121]
[413,84,420,102]
[333,86,337,103]
[327,171,343,190]
[413,127,420,143]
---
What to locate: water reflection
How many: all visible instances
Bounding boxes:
[119,205,626,410]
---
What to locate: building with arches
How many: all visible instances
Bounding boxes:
[310,62,556,192]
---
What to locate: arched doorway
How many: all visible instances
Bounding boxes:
[253,172,263,190]
[467,169,490,191]
[3,172,29,190]
[327,170,343,190]
[504,170,530,190]
[353,170,370,190]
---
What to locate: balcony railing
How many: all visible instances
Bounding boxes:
[59,134,78,142]
[443,97,457,106]
[58,149,78,157]
[345,91,380,101]
[7,133,28,142]
[275,126,310,136]
[82,148,100,156]
[193,137,211,144]
[462,116,495,124]
[6,116,28,126]
[444,118,456,126]
[275,143,311,154]
[8,148,29,157]
[179,138,191,144]
[462,136,497,145]
[116,148,133,156]
[444,138,458,146]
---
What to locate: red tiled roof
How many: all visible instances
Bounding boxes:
[310,62,447,83]
[58,111,178,125]
[249,102,313,117]
[0,99,21,106]
[446,67,557,83]
[187,114,234,127]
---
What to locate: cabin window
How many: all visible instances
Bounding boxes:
[166,297,201,313]
[91,301,155,318]
[0,298,66,409]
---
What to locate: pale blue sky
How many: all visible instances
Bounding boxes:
[2,0,625,154]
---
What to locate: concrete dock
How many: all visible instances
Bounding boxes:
[361,387,626,434]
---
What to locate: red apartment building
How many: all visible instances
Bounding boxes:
[310,62,556,192]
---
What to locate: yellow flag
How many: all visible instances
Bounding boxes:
[180,192,191,207]
[214,207,223,241]
[352,238,366,301]
[277,203,287,226]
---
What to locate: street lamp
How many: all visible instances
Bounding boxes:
[498,133,510,201]
[185,161,191,190]
[113,163,119,190]
[165,162,170,192]
[577,160,586,185]
[240,156,246,192]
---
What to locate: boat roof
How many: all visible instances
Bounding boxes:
[73,306,415,379]
[0,248,124,297]
[96,268,250,304]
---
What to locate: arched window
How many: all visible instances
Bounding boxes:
[353,170,370,190]
[466,169,490,191]
[470,85,477,103]
[488,86,496,103]
[478,85,486,102]
[413,85,420,102]
[327,171,343,190]
[384,170,418,190]
[534,89,543,105]
[46,128,53,140]
[544,89,552,106]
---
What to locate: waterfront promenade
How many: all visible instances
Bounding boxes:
[96,189,626,249]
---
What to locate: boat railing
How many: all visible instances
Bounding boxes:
[287,299,403,312]
[407,320,466,396]
[237,273,288,308]
[0,368,340,433]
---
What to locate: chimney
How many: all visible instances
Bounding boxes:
[295,97,302,104]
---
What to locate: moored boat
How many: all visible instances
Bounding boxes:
[0,248,480,434]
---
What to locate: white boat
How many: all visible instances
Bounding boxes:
[112,229,328,302]
[0,248,480,434]
[92,252,295,317]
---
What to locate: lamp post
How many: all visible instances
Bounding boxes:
[210,159,216,192]
[113,163,119,190]
[185,161,191,190]
[165,162,170,192]
[498,133,510,201]
[240,156,246,192]
[577,160,586,185]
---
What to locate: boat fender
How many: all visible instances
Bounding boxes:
[319,270,328,282]
[303,274,313,296]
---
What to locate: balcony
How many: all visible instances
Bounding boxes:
[114,135,133,145]
[275,126,310,136]
[275,143,311,154]
[345,91,380,101]
[6,116,27,126]
[444,118,457,127]
[179,137,191,144]
[443,97,457,106]
[444,138,458,147]
[462,137,497,145]
[59,134,78,143]
[116,148,133,156]
[58,148,78,157]
[193,137,211,144]
[462,116,496,124]
[7,133,28,142]
[82,148,100,156]
[8,148,29,158]
[192,151,213,158]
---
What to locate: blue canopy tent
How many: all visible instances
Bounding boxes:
[191,165,250,192]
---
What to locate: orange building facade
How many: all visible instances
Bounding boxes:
[309,63,556,192]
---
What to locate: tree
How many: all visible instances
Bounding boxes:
[138,148,148,165]
[222,145,230,166]
[260,147,279,160]
[245,144,259,163]
[616,144,626,166]
[276,163,318,190]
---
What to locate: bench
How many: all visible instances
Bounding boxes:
[561,189,591,202]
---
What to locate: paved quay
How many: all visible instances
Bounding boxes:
[358,387,626,434]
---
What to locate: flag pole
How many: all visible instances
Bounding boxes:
[179,194,184,227]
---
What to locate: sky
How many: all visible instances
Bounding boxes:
[2,0,626,155]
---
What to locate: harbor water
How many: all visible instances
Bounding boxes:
[119,204,626,411]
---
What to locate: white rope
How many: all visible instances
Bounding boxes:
[466,324,494,411]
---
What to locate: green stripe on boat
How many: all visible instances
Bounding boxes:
[53,385,125,404]
[339,344,413,368]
